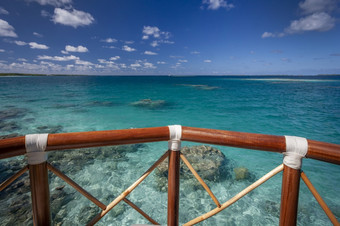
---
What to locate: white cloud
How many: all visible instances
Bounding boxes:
[191,51,200,55]
[130,63,141,68]
[14,40,27,46]
[157,61,166,64]
[142,26,171,40]
[262,32,274,38]
[64,45,88,53]
[144,62,156,69]
[29,42,49,49]
[162,40,174,44]
[98,59,109,64]
[202,0,235,10]
[102,45,116,49]
[109,56,120,60]
[101,38,117,43]
[142,26,161,39]
[38,55,79,61]
[0,19,17,37]
[75,59,93,66]
[52,8,94,28]
[31,0,72,7]
[204,59,212,63]
[263,0,337,38]
[286,12,335,33]
[0,49,5,52]
[125,40,134,44]
[281,58,291,62]
[144,51,158,55]
[299,0,337,14]
[179,59,188,63]
[33,32,43,37]
[41,10,50,17]
[17,58,27,61]
[95,64,105,69]
[170,55,184,59]
[66,64,74,70]
[122,45,136,52]
[0,7,9,15]
[150,41,159,47]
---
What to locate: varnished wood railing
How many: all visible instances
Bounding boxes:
[0,126,340,225]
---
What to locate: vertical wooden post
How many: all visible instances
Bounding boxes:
[167,149,180,226]
[29,162,51,225]
[279,164,301,226]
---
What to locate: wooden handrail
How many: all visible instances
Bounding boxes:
[0,127,170,159]
[182,126,286,153]
[1,126,340,164]
[1,126,340,225]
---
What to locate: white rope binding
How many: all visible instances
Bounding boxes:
[168,125,182,151]
[25,134,49,165]
[283,136,308,170]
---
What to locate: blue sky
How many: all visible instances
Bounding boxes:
[0,0,339,75]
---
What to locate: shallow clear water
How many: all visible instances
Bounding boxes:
[0,75,339,225]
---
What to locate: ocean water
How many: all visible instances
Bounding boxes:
[0,75,339,225]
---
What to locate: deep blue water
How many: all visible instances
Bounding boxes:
[0,75,339,225]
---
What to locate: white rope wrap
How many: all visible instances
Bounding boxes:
[25,134,49,165]
[283,136,308,170]
[168,125,182,151]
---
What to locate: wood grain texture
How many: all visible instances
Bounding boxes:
[167,150,180,226]
[29,162,51,226]
[279,165,301,226]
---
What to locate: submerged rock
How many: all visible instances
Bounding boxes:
[234,167,249,180]
[83,101,116,107]
[48,144,146,174]
[0,133,20,139]
[155,145,232,191]
[0,121,20,132]
[77,205,100,224]
[0,107,28,121]
[130,99,166,109]
[178,84,219,90]
[50,103,79,109]
[263,200,280,217]
[35,125,64,134]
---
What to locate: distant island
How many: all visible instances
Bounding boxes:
[0,73,339,77]
[0,73,85,76]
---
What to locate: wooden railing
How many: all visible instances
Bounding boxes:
[0,126,340,225]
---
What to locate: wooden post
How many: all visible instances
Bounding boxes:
[279,164,301,226]
[29,162,51,225]
[167,149,180,226]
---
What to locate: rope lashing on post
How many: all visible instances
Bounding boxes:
[168,125,182,151]
[25,134,49,165]
[283,136,308,169]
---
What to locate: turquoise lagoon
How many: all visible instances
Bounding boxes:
[0,75,340,225]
